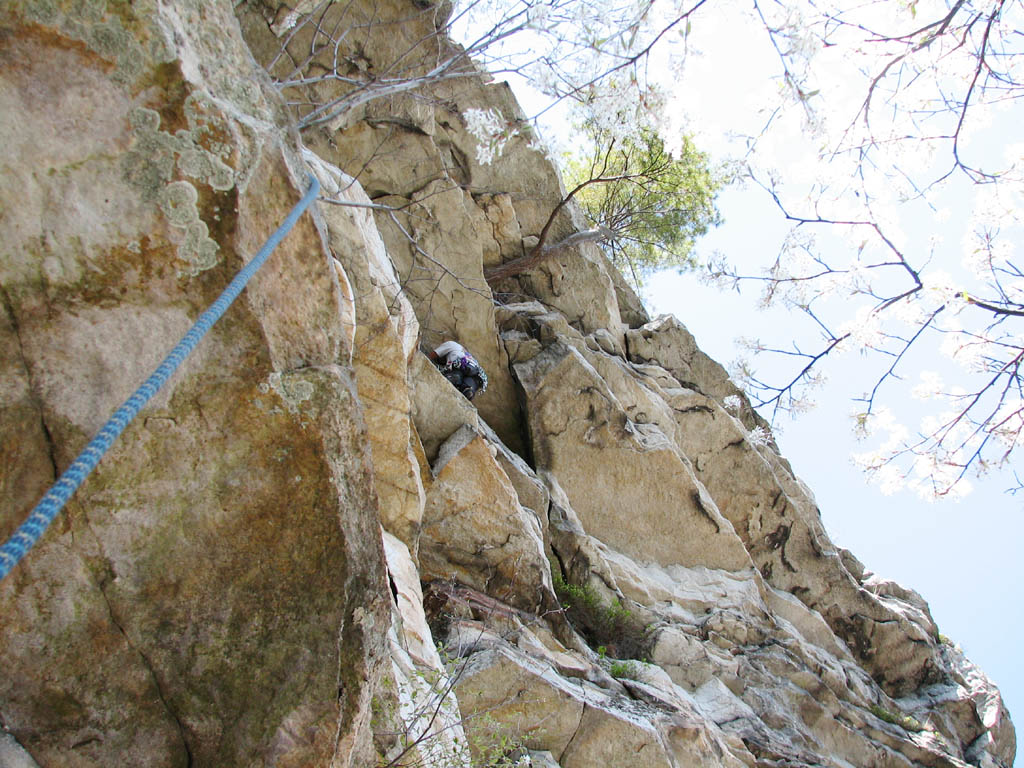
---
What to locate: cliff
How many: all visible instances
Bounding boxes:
[0,1,1014,767]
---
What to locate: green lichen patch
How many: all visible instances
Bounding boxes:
[158,181,200,226]
[19,0,151,84]
[264,371,316,414]
[869,704,925,732]
[86,17,130,59]
[122,108,178,201]
[21,0,61,26]
[123,101,241,274]
[180,220,220,274]
[184,92,238,159]
[177,148,235,192]
[17,1,249,278]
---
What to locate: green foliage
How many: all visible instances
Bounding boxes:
[564,127,723,289]
[869,704,924,732]
[608,660,641,680]
[463,716,528,768]
[376,679,527,768]
[552,572,647,659]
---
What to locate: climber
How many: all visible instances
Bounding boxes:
[429,341,488,401]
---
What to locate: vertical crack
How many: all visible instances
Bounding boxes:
[0,284,59,480]
[90,566,194,767]
[75,506,195,768]
[558,701,589,762]
[36,415,59,481]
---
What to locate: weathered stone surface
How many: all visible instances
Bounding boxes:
[528,750,561,768]
[0,732,40,768]
[454,639,749,768]
[437,79,628,337]
[490,433,550,518]
[446,617,599,685]
[383,530,439,669]
[514,239,625,338]
[0,3,388,767]
[453,646,587,760]
[381,529,470,768]
[419,425,552,612]
[410,350,482,462]
[604,252,651,329]
[379,619,472,768]
[627,314,760,429]
[478,192,525,265]
[376,181,525,453]
[558,702,675,768]
[515,340,751,572]
[663,376,948,699]
[308,153,426,551]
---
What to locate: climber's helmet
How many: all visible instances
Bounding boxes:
[460,377,481,401]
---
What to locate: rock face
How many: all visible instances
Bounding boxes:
[0,1,1014,768]
[0,3,389,766]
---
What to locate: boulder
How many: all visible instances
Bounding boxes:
[419,426,552,613]
[626,315,746,409]
[410,351,483,462]
[453,646,587,760]
[454,642,748,768]
[514,341,751,572]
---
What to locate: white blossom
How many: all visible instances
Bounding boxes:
[747,425,772,447]
[463,108,518,165]
[921,270,967,313]
[836,305,884,353]
[911,371,943,401]
[874,463,907,496]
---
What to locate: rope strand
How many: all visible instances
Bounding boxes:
[0,175,320,582]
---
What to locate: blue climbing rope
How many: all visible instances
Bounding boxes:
[0,175,321,582]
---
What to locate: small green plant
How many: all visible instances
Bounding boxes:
[552,572,647,658]
[370,692,396,731]
[604,598,631,627]
[608,660,642,680]
[870,704,924,732]
[461,714,529,768]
